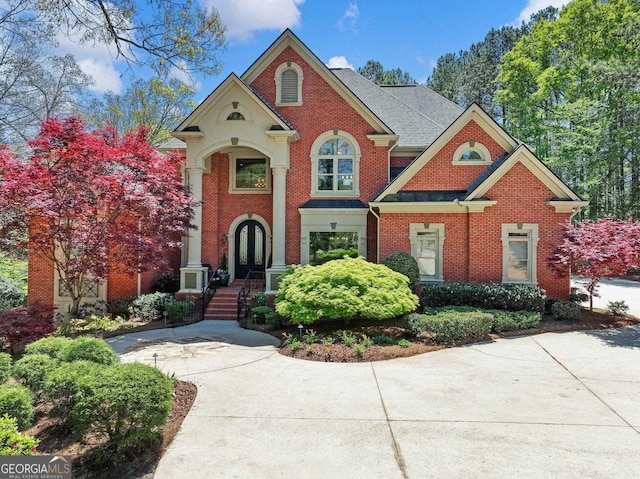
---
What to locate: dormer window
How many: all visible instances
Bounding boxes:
[452,141,492,165]
[227,111,245,121]
[275,62,303,106]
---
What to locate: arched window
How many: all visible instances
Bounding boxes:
[310,131,361,196]
[275,62,303,106]
[226,111,245,121]
[452,141,492,165]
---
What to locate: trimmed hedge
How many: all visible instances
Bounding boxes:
[382,252,420,289]
[0,384,34,430]
[24,337,72,359]
[43,361,103,423]
[421,282,546,312]
[552,301,581,320]
[129,292,173,321]
[0,353,10,384]
[59,337,117,365]
[408,310,493,344]
[12,354,59,395]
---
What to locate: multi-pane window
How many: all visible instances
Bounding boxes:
[410,224,445,282]
[501,224,538,284]
[317,139,354,192]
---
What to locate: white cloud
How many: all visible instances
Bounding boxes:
[55,31,123,94]
[337,2,359,31]
[326,56,354,70]
[515,0,567,24]
[208,0,305,42]
[170,62,202,90]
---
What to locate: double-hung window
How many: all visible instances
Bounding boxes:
[501,223,539,284]
[410,223,445,282]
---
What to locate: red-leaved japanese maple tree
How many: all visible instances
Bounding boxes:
[0,117,196,317]
[550,218,640,310]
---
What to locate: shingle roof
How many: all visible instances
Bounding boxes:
[299,199,368,209]
[380,190,467,203]
[331,69,463,149]
[464,151,512,196]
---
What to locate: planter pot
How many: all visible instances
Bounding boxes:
[219,273,230,286]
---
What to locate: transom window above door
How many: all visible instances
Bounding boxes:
[310,131,361,197]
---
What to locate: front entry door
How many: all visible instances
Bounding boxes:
[234,220,266,279]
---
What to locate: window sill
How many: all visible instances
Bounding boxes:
[275,101,302,107]
[452,160,492,166]
[229,189,272,195]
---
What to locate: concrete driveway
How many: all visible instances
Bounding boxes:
[109,315,640,479]
[572,276,640,317]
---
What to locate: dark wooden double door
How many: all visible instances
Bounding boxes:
[234,220,266,279]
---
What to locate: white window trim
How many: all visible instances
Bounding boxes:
[274,62,303,106]
[299,208,368,265]
[452,141,492,165]
[228,149,271,194]
[217,103,253,123]
[501,223,539,285]
[409,223,445,282]
[310,130,361,197]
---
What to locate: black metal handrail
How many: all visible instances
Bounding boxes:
[237,270,266,326]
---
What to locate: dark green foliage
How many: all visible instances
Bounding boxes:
[408,311,493,344]
[24,337,72,359]
[59,337,117,365]
[382,252,420,289]
[129,292,173,321]
[357,60,416,85]
[552,301,581,321]
[309,248,358,266]
[152,272,180,294]
[421,282,546,312]
[43,361,103,423]
[108,295,137,318]
[165,299,194,324]
[487,310,541,332]
[545,298,560,314]
[372,335,393,345]
[70,363,172,451]
[0,276,25,310]
[250,292,268,308]
[0,353,10,384]
[250,306,277,324]
[12,354,59,395]
[0,384,34,430]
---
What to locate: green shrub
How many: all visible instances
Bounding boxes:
[275,257,419,324]
[0,384,34,430]
[551,301,581,321]
[250,306,277,324]
[70,363,172,451]
[488,310,541,332]
[43,361,103,422]
[309,248,358,266]
[60,337,117,365]
[165,299,194,324]
[24,336,72,358]
[372,335,393,345]
[397,339,411,348]
[382,251,420,289]
[56,314,130,336]
[129,292,173,321]
[0,353,10,384]
[421,282,546,312]
[544,298,560,314]
[12,354,59,395]
[607,300,629,316]
[152,272,180,294]
[250,292,268,308]
[0,276,25,310]
[74,300,107,320]
[408,310,493,344]
[0,415,38,455]
[108,295,137,318]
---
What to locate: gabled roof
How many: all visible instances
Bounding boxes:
[381,85,463,130]
[240,29,394,135]
[372,103,519,201]
[172,73,294,137]
[332,68,462,149]
[465,144,584,201]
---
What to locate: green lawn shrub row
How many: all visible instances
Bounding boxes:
[421,282,546,312]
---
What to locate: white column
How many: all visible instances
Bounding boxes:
[266,166,288,291]
[179,166,208,293]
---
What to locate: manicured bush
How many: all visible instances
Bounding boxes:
[59,337,117,365]
[43,360,103,422]
[408,310,493,344]
[129,292,173,321]
[0,303,55,354]
[551,301,581,321]
[0,353,10,384]
[0,384,34,430]
[250,292,268,308]
[70,363,172,451]
[421,282,546,312]
[12,354,59,396]
[0,415,38,455]
[165,299,194,324]
[24,336,72,358]
[0,276,24,310]
[74,300,107,319]
[275,257,419,324]
[488,310,541,332]
[108,295,137,318]
[607,300,629,316]
[382,251,420,289]
[152,272,180,294]
[250,306,277,324]
[55,314,130,336]
[544,298,560,314]
[309,248,358,266]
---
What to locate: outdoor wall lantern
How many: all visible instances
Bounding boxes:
[221,234,228,243]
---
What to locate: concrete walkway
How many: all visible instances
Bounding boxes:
[108,317,640,479]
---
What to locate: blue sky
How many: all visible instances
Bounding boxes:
[62,0,567,96]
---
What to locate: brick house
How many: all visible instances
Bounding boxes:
[31,29,587,312]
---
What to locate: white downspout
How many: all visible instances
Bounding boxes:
[369,206,381,263]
